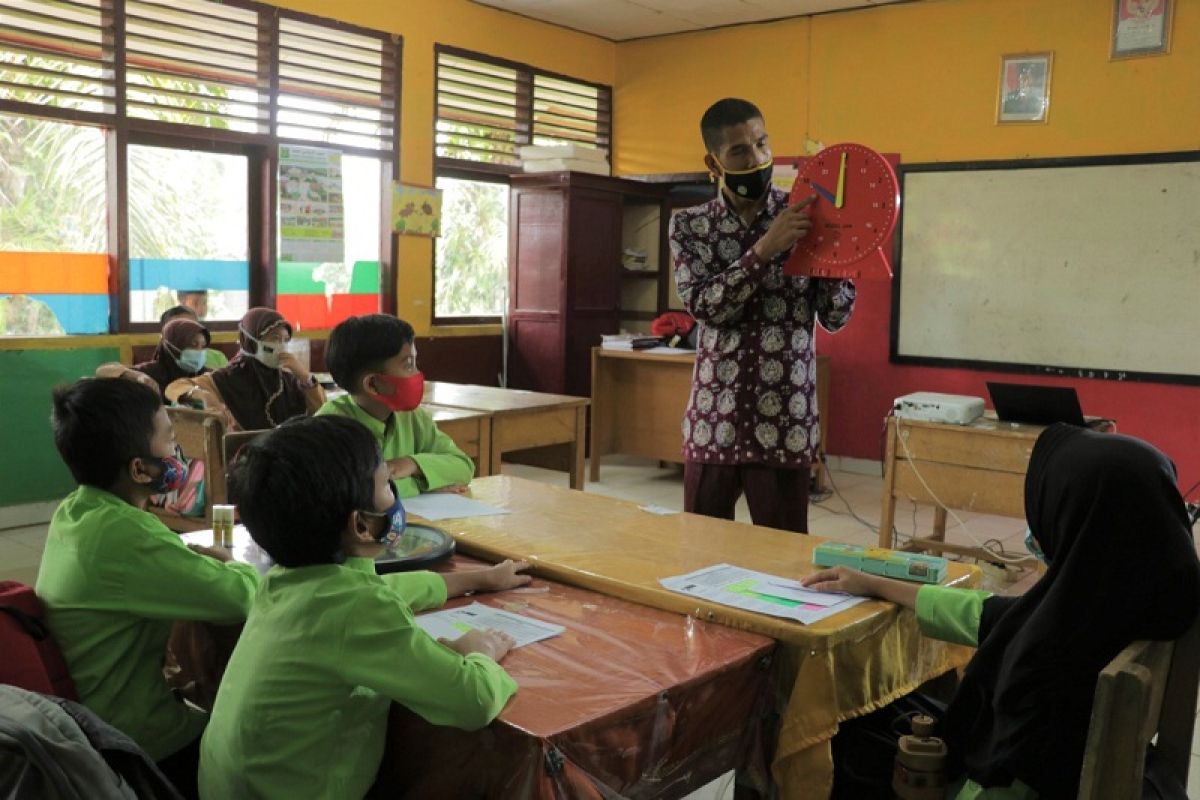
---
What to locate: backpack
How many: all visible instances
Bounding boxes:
[0,581,78,700]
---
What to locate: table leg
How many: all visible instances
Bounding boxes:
[589,350,603,483]
[932,506,948,542]
[570,407,586,490]
[879,420,899,549]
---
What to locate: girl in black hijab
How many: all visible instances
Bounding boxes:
[806,423,1200,798]
[133,317,212,398]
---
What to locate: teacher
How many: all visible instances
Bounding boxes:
[670,98,856,534]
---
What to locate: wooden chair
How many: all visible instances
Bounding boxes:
[1078,614,1200,799]
[149,407,228,533]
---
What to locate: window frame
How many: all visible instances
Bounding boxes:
[0,0,402,336]
[431,45,612,326]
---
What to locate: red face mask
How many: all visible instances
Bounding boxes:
[369,372,424,412]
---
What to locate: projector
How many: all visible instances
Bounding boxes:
[893,392,985,425]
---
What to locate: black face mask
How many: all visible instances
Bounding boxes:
[717,158,774,201]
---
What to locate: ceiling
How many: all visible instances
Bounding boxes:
[470,0,912,42]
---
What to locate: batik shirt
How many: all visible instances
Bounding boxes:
[670,186,856,468]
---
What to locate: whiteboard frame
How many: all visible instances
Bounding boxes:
[889,150,1200,386]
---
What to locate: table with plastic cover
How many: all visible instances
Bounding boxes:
[176,530,776,799]
[429,476,981,800]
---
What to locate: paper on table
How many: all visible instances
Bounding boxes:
[414,602,564,648]
[660,563,865,625]
[402,493,510,521]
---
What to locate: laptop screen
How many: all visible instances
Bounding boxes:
[986,382,1086,426]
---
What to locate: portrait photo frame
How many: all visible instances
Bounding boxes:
[1111,0,1173,60]
[997,53,1053,125]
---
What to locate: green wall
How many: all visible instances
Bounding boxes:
[0,347,118,506]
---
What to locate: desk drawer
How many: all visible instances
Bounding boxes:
[893,461,1026,518]
[893,423,1036,474]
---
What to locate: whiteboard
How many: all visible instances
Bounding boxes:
[892,154,1200,383]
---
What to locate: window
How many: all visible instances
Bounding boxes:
[0,0,400,336]
[432,46,610,321]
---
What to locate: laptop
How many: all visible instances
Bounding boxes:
[986,382,1087,427]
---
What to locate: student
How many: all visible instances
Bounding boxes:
[168,307,324,431]
[131,317,213,399]
[161,305,229,369]
[37,378,260,796]
[316,313,474,497]
[199,414,526,799]
[804,424,1200,799]
[176,289,209,320]
[672,97,855,534]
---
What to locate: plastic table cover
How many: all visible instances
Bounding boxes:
[428,476,981,800]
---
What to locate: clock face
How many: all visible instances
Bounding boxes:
[787,143,899,272]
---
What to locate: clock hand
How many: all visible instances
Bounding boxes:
[835,151,847,209]
[810,182,836,204]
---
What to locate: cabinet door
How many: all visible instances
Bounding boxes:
[510,187,566,315]
[567,189,621,313]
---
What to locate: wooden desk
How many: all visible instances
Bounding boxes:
[878,413,1041,559]
[589,348,831,491]
[436,475,978,800]
[424,382,589,490]
[425,404,492,478]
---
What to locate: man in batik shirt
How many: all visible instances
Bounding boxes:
[670,98,856,533]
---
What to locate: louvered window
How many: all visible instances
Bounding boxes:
[125,0,264,133]
[0,0,115,115]
[435,46,610,171]
[277,17,396,152]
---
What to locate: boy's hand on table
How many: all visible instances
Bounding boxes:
[478,560,532,593]
[428,484,469,495]
[188,543,233,563]
[440,628,516,662]
[388,457,420,479]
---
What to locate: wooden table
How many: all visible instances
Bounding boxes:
[589,348,831,491]
[435,476,979,800]
[878,413,1042,559]
[426,404,492,478]
[424,382,589,490]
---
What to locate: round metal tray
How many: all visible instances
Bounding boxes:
[374,523,455,573]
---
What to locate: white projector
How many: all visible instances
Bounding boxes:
[893,392,985,425]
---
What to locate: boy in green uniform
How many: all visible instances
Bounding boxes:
[316,313,475,496]
[37,378,260,795]
[199,414,527,799]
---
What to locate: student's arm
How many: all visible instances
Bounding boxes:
[803,567,992,647]
[338,586,517,731]
[813,278,856,333]
[98,520,259,623]
[372,566,448,613]
[405,410,476,493]
[299,381,326,415]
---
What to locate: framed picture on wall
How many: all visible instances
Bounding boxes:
[1111,0,1173,59]
[997,53,1052,124]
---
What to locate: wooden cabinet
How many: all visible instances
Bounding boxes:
[507,172,666,397]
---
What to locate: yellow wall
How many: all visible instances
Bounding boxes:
[613,0,1200,175]
[269,0,615,337]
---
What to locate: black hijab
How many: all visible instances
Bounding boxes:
[942,424,1200,797]
[210,307,308,431]
[134,317,211,396]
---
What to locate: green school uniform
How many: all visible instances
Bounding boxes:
[315,394,475,497]
[915,586,1039,800]
[198,557,517,800]
[203,348,229,369]
[35,486,260,760]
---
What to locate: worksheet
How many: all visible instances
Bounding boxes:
[660,564,865,624]
[414,602,564,648]
[402,493,510,521]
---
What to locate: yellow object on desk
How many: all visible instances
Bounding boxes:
[434,475,979,800]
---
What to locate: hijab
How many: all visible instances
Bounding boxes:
[210,307,308,430]
[134,317,211,396]
[942,424,1200,797]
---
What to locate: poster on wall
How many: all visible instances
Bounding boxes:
[1111,0,1173,59]
[279,145,344,262]
[391,182,442,237]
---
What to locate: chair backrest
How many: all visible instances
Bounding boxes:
[151,406,227,531]
[222,429,268,471]
[1078,614,1200,799]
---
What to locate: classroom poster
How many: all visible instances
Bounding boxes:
[391,182,442,237]
[279,145,345,263]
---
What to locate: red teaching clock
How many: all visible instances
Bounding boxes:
[783,143,899,279]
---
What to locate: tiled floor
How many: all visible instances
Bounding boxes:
[3,456,1198,796]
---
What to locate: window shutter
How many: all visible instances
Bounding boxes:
[435,50,527,168]
[124,0,265,133]
[277,16,396,152]
[0,0,115,115]
[532,73,610,153]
